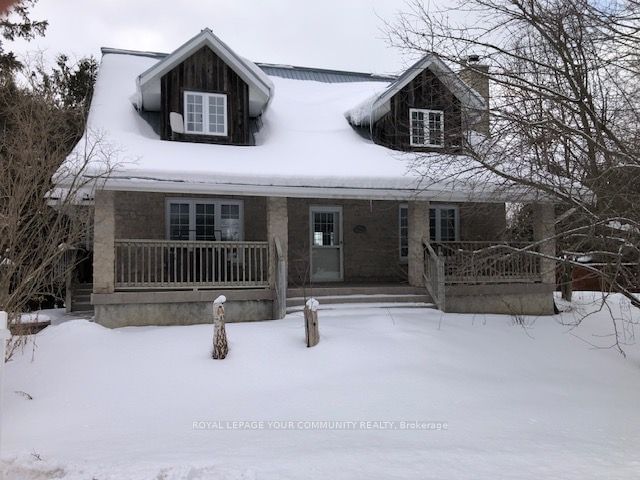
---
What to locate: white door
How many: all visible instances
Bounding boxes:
[310,206,343,282]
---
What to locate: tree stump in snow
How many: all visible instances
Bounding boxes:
[212,296,229,360]
[304,298,320,348]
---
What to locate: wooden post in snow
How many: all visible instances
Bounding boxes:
[211,296,229,360]
[304,298,320,348]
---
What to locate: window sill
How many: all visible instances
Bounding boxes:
[184,131,228,137]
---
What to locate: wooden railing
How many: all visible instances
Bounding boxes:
[432,241,542,285]
[273,237,287,319]
[115,239,269,290]
[423,239,446,310]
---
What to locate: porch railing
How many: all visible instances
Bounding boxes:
[432,241,542,285]
[423,239,446,310]
[115,239,269,290]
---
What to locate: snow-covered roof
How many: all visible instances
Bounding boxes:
[345,54,486,127]
[64,47,543,202]
[136,29,274,116]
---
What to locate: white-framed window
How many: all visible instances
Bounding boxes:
[399,204,459,259]
[399,204,409,261]
[166,198,243,241]
[429,205,459,242]
[184,91,228,136]
[409,108,444,147]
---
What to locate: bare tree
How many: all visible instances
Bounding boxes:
[385,0,640,353]
[0,81,113,360]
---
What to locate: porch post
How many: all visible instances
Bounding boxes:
[93,190,115,294]
[267,197,288,318]
[408,200,430,287]
[533,203,556,285]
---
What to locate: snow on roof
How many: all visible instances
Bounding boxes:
[345,54,486,127]
[136,29,273,116]
[66,50,539,202]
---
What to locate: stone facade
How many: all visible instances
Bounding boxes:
[107,192,507,287]
[267,197,288,319]
[93,190,115,294]
[533,203,556,285]
[267,197,288,288]
[445,283,555,315]
[287,198,409,285]
[458,63,490,136]
[458,203,506,241]
[408,201,429,287]
[95,300,273,327]
[91,189,528,327]
[112,191,267,241]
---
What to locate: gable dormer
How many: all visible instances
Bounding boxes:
[135,29,274,146]
[345,54,487,153]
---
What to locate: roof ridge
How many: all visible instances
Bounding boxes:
[255,62,397,81]
[101,47,168,59]
[100,47,396,81]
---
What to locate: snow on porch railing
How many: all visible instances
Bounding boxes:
[434,241,542,285]
[114,239,269,290]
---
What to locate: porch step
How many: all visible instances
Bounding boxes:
[73,284,93,293]
[287,285,425,298]
[70,283,94,313]
[286,293,433,312]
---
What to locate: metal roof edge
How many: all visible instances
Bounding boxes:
[99,47,396,83]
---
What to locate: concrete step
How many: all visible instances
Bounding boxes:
[287,285,423,298]
[70,303,94,313]
[286,293,431,308]
[70,283,94,313]
[73,284,93,293]
[286,301,435,314]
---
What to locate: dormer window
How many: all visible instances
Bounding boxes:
[409,108,444,147]
[184,91,228,136]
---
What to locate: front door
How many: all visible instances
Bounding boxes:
[310,206,343,282]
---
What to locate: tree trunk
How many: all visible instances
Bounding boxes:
[561,260,573,302]
[304,306,319,348]
[211,304,228,360]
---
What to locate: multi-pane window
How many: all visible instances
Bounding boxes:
[220,204,241,241]
[399,204,459,258]
[313,212,337,246]
[195,203,216,241]
[399,205,409,260]
[184,91,227,136]
[167,199,242,241]
[169,203,190,240]
[409,108,444,147]
[207,95,226,135]
[430,206,458,242]
[185,93,204,133]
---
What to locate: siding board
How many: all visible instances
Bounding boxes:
[160,46,251,145]
[372,68,463,153]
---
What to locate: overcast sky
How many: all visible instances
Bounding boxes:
[9,0,433,75]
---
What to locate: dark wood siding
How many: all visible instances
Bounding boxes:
[372,68,462,153]
[160,46,251,145]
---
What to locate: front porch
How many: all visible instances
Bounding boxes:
[90,191,556,326]
[424,239,556,315]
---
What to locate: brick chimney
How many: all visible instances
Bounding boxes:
[459,55,490,136]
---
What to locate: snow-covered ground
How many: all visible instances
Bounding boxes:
[2,293,640,479]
